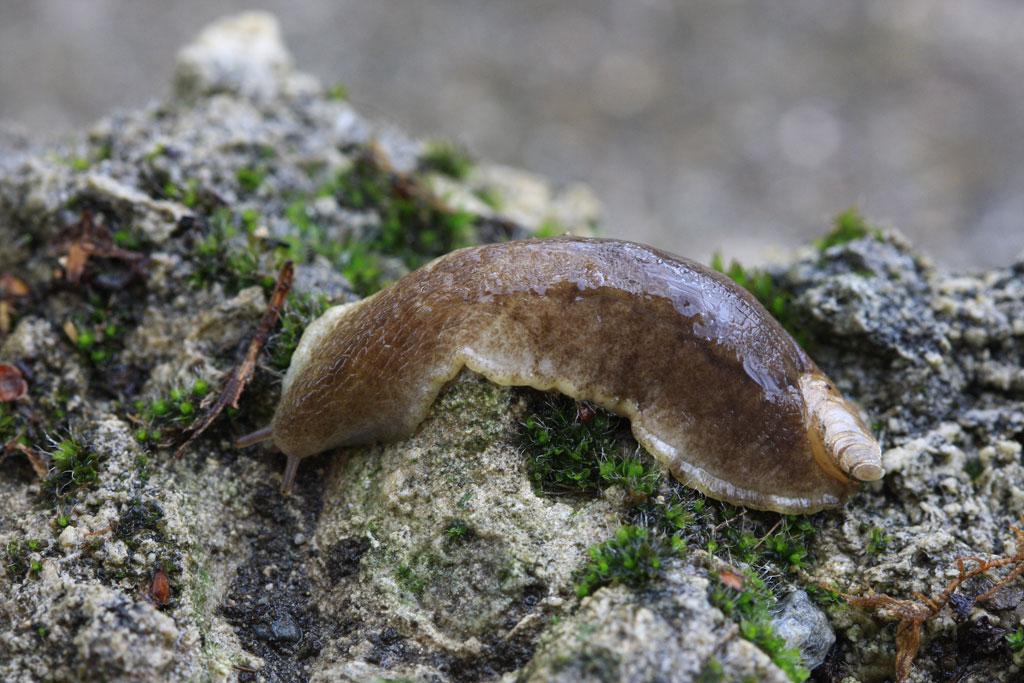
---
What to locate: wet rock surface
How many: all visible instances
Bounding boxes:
[1,12,1023,683]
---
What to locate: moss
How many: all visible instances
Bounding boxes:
[682,505,815,680]
[131,378,210,449]
[575,525,685,598]
[267,294,330,371]
[277,151,480,297]
[473,186,503,211]
[444,519,472,544]
[112,228,142,250]
[43,437,100,499]
[0,402,17,443]
[4,539,46,579]
[235,166,267,194]
[63,143,110,171]
[864,525,892,555]
[815,208,883,251]
[535,218,564,238]
[283,198,344,265]
[709,569,809,682]
[326,83,348,101]
[65,295,135,368]
[520,393,659,498]
[396,563,428,597]
[631,487,820,679]
[338,241,387,297]
[333,156,476,282]
[189,208,275,293]
[1007,627,1024,652]
[964,457,984,481]
[805,583,844,609]
[550,647,622,680]
[633,485,816,575]
[695,657,726,683]
[419,141,472,180]
[757,518,814,570]
[163,178,200,208]
[143,143,166,162]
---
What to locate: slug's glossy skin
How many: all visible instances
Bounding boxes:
[266,237,883,514]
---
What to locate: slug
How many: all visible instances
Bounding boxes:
[240,237,883,514]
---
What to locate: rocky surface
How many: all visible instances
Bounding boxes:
[1,12,1023,683]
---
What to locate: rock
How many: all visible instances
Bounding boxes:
[521,564,790,683]
[81,174,188,244]
[269,612,302,643]
[771,590,834,670]
[173,11,296,102]
[1,10,1023,683]
[58,525,82,550]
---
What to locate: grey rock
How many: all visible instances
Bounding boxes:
[269,612,302,643]
[771,590,834,670]
[173,11,300,102]
[520,563,790,683]
[2,11,1024,683]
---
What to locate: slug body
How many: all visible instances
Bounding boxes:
[266,237,882,514]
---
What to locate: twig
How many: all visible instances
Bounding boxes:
[847,524,1024,682]
[174,261,294,459]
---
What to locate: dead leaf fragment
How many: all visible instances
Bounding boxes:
[718,569,745,590]
[62,211,147,285]
[0,363,27,401]
[0,273,30,298]
[0,273,30,334]
[149,568,170,606]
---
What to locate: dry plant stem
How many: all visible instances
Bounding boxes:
[174,261,294,459]
[848,525,1024,682]
[9,442,48,479]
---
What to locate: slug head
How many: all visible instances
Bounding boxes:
[800,372,884,483]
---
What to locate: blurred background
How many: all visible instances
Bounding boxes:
[2,0,1023,269]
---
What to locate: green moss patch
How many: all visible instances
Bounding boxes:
[520,393,659,498]
[43,438,99,499]
[4,538,47,580]
[575,525,685,598]
[267,293,329,371]
[333,155,476,287]
[815,208,883,251]
[189,208,277,294]
[418,141,473,180]
[710,568,809,682]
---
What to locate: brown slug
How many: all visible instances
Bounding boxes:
[240,237,883,514]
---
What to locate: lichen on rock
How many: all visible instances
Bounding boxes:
[1,11,1023,683]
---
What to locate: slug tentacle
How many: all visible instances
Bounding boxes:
[281,454,301,494]
[260,237,884,514]
[236,425,274,449]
